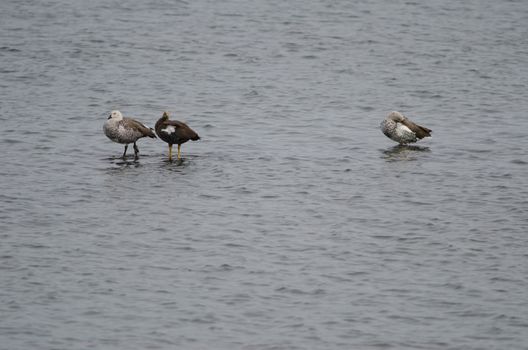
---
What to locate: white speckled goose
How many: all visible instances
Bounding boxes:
[380,111,432,144]
[103,110,156,159]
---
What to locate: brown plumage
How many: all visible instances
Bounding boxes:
[380,111,432,144]
[103,110,156,159]
[155,112,200,161]
[400,118,432,139]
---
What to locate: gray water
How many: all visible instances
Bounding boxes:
[1,0,528,349]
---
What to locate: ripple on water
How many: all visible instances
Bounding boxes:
[1,0,528,349]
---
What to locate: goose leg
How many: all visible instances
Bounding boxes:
[133,142,139,160]
[122,144,128,159]
[168,144,173,161]
[177,144,181,160]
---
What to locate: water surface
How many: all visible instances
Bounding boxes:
[1,0,528,349]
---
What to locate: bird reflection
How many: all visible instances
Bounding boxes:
[162,158,186,167]
[159,156,196,173]
[381,144,430,162]
[114,158,139,165]
[103,157,142,174]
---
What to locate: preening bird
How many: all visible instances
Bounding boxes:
[103,110,156,159]
[155,112,200,161]
[380,111,431,144]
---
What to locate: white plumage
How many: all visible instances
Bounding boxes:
[162,126,176,134]
[380,111,432,144]
[103,110,156,159]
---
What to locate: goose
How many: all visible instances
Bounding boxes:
[380,111,431,144]
[103,110,156,159]
[155,112,200,161]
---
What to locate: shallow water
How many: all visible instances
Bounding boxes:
[1,0,528,349]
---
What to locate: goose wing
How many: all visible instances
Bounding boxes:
[401,118,432,139]
[125,118,156,138]
[161,120,200,140]
[162,119,188,129]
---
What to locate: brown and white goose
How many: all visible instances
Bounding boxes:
[103,110,156,159]
[380,111,431,144]
[155,112,200,161]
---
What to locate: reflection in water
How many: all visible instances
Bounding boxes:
[114,159,140,167]
[105,156,141,166]
[162,158,185,169]
[103,155,195,177]
[167,158,185,166]
[104,158,142,176]
[381,144,431,162]
[3,0,528,348]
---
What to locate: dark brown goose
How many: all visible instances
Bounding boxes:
[155,112,200,161]
[103,110,156,159]
[380,111,432,144]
